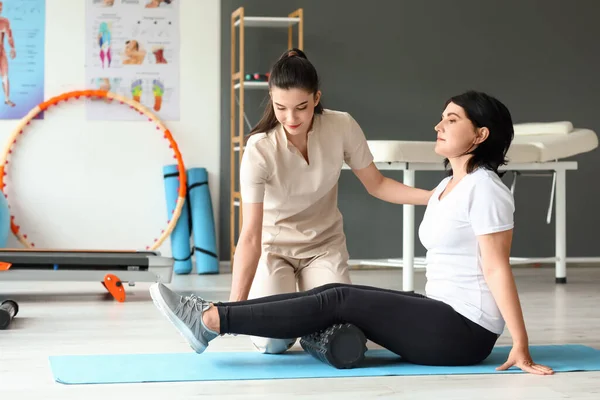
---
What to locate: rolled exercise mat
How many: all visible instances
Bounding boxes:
[48,344,600,384]
[163,164,192,274]
[0,191,9,247]
[187,168,218,274]
[0,299,18,330]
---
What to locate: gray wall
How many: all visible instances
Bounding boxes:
[219,0,600,261]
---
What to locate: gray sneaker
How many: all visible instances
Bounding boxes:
[149,283,218,353]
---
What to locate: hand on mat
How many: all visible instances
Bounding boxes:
[496,345,554,375]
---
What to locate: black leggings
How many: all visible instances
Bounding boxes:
[216,283,499,366]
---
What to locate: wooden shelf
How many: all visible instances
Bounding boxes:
[230,7,303,262]
[234,16,300,28]
[234,81,269,90]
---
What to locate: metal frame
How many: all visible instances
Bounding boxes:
[0,267,172,283]
[345,160,593,291]
[0,252,173,284]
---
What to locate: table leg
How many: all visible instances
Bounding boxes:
[402,170,415,291]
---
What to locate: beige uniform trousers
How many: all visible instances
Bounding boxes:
[247,246,351,354]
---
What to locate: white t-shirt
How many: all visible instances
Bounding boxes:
[418,167,515,335]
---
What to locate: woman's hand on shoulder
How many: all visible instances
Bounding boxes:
[496,344,554,375]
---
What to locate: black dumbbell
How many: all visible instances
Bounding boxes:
[0,299,18,330]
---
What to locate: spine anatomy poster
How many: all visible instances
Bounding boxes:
[0,0,46,120]
[86,0,179,121]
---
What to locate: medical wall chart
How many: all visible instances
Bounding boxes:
[0,0,45,120]
[85,0,179,121]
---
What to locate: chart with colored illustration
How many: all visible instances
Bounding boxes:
[0,0,45,120]
[85,0,179,121]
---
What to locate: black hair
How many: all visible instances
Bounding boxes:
[443,90,514,177]
[247,48,323,139]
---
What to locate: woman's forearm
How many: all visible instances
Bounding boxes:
[370,177,433,205]
[229,237,262,302]
[484,265,529,347]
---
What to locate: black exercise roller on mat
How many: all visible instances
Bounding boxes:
[300,323,367,369]
[0,299,18,330]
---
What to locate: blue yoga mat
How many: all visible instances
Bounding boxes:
[187,167,219,274]
[163,164,192,274]
[48,345,600,385]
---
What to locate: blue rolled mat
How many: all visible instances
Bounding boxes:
[48,344,600,385]
[187,167,219,274]
[0,193,9,248]
[163,164,192,274]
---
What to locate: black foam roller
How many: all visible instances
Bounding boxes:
[300,323,367,369]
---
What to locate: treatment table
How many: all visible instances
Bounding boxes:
[347,127,599,291]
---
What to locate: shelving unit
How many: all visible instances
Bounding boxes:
[230,7,304,262]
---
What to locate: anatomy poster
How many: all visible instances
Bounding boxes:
[85,0,179,121]
[0,0,45,120]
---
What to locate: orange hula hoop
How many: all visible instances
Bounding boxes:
[0,89,186,251]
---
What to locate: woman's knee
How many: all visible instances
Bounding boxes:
[314,282,348,291]
[317,285,356,320]
[297,283,342,299]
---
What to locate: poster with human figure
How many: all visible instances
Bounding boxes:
[85,0,179,121]
[0,0,45,120]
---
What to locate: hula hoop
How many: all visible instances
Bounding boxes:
[0,89,186,251]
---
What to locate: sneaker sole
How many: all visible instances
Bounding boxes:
[149,283,207,354]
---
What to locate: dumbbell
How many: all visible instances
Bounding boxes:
[300,323,367,369]
[0,299,18,330]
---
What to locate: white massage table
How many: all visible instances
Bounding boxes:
[345,127,599,291]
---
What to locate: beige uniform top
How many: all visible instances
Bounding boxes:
[240,109,374,259]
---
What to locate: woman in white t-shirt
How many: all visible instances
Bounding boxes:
[150,90,554,375]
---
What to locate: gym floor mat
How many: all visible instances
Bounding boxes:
[49,344,600,384]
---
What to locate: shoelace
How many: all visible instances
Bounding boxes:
[175,294,213,335]
[180,294,208,312]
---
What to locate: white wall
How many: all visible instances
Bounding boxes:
[0,0,221,256]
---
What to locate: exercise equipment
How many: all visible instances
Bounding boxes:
[103,274,126,302]
[0,249,173,302]
[48,344,600,384]
[187,168,218,274]
[244,73,269,82]
[0,299,18,330]
[0,89,186,252]
[0,193,9,248]
[163,164,193,275]
[0,90,183,301]
[300,323,367,369]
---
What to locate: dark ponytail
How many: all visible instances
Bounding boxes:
[247,48,323,140]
